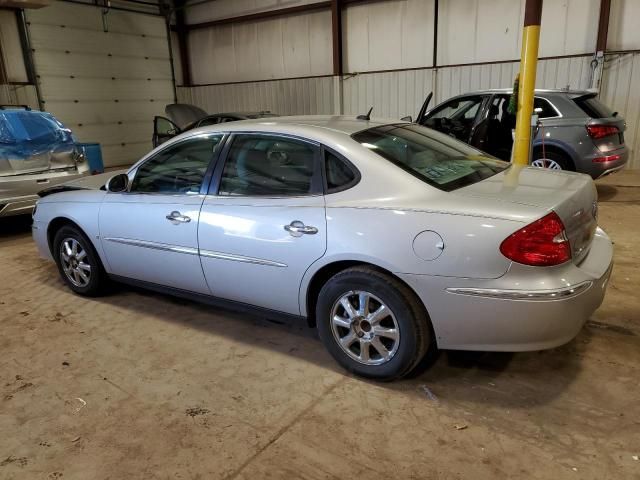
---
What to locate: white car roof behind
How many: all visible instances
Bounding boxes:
[192,115,406,137]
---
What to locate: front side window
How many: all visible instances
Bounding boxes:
[130,135,223,194]
[353,124,509,192]
[218,135,318,196]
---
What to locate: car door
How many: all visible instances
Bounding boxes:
[153,116,181,147]
[198,133,326,315]
[99,134,225,294]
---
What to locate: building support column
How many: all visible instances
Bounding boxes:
[331,0,343,114]
[512,0,542,166]
[174,0,192,87]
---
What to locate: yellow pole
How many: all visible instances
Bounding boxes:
[512,0,543,165]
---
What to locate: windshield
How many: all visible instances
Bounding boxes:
[352,124,509,192]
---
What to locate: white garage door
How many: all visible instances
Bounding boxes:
[26,2,175,168]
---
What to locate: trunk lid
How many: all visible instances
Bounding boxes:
[454,167,598,264]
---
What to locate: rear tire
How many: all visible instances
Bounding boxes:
[316,266,435,381]
[531,151,572,171]
[53,225,108,296]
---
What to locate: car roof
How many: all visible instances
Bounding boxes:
[214,112,276,117]
[190,115,404,136]
[460,88,594,97]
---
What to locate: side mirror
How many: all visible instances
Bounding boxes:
[401,115,413,122]
[106,173,129,193]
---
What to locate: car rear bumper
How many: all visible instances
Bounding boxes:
[398,227,613,351]
[584,145,629,179]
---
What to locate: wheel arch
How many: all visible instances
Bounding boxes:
[47,217,86,255]
[531,140,577,170]
[302,259,429,329]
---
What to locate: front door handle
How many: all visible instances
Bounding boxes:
[166,211,191,223]
[284,220,318,237]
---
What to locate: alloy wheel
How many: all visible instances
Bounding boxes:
[330,290,400,366]
[531,158,562,170]
[60,237,92,287]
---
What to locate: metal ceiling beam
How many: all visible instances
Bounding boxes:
[173,0,398,32]
[177,2,332,32]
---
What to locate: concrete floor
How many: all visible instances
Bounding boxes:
[1,172,639,480]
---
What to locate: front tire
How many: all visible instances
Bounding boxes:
[316,267,434,381]
[53,225,108,296]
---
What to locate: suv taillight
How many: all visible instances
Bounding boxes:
[500,212,571,266]
[586,124,619,139]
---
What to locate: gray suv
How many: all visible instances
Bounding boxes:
[416,89,628,179]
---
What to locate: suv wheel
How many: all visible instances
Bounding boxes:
[316,266,434,381]
[531,151,571,170]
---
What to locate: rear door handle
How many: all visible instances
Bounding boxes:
[166,211,191,223]
[284,220,318,237]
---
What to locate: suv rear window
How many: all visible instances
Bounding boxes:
[352,124,509,192]
[574,95,615,118]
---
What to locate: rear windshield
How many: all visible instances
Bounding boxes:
[352,124,509,192]
[574,95,615,118]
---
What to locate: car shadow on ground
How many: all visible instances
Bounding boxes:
[596,184,618,201]
[0,215,32,242]
[72,276,584,409]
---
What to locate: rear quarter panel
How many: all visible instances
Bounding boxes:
[299,204,523,316]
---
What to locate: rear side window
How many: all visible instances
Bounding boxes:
[325,151,358,193]
[574,96,615,118]
[533,97,559,119]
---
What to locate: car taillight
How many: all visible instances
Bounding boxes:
[586,124,619,139]
[500,212,571,266]
[593,154,621,163]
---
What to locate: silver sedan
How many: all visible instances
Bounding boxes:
[32,116,613,380]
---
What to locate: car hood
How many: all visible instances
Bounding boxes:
[165,103,208,129]
[38,169,126,197]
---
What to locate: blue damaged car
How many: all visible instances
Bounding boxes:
[0,105,88,217]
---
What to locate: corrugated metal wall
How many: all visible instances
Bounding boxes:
[182,55,593,123]
[26,2,174,167]
[187,9,332,85]
[600,52,640,168]
[179,76,336,115]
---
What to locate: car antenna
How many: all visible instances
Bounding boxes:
[357,107,373,121]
